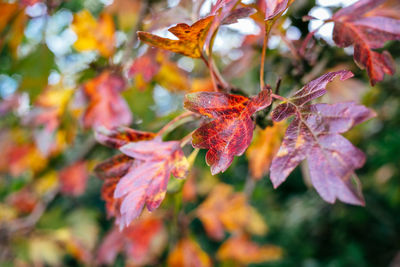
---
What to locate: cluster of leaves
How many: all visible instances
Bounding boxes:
[0,0,399,266]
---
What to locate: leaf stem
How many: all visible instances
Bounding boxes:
[180,131,194,147]
[271,93,288,102]
[157,112,196,137]
[260,27,269,90]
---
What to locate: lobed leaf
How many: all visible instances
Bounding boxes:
[272,70,353,122]
[270,72,377,205]
[331,0,400,85]
[138,16,214,58]
[114,139,189,228]
[185,89,272,174]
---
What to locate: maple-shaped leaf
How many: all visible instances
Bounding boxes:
[270,71,376,205]
[246,122,287,180]
[217,233,282,264]
[97,216,167,266]
[167,238,212,267]
[184,88,272,174]
[113,138,189,228]
[197,183,267,240]
[137,16,214,58]
[331,0,400,85]
[94,127,156,218]
[82,71,132,129]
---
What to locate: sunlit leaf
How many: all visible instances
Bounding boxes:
[138,16,214,58]
[184,88,272,174]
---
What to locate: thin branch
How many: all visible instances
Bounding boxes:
[260,22,274,91]
[271,93,288,102]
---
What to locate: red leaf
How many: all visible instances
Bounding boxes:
[82,71,132,129]
[95,127,156,149]
[332,0,400,85]
[270,72,376,205]
[184,89,272,174]
[94,154,133,180]
[128,49,160,83]
[59,161,88,196]
[114,138,189,228]
[95,127,157,218]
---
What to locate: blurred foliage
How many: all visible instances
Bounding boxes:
[0,0,399,266]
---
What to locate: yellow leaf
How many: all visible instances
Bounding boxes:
[71,10,115,57]
[246,121,287,180]
[155,56,190,92]
[29,236,63,266]
[138,16,214,58]
[34,171,59,196]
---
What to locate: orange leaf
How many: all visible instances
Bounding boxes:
[167,238,212,267]
[138,16,214,58]
[217,233,282,265]
[246,122,287,180]
[196,183,267,240]
[71,10,115,57]
[0,3,19,33]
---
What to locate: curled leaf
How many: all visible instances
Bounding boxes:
[138,16,214,58]
[332,0,400,85]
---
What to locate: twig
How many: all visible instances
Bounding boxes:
[260,22,274,91]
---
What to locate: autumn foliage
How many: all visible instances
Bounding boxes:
[1,0,400,266]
